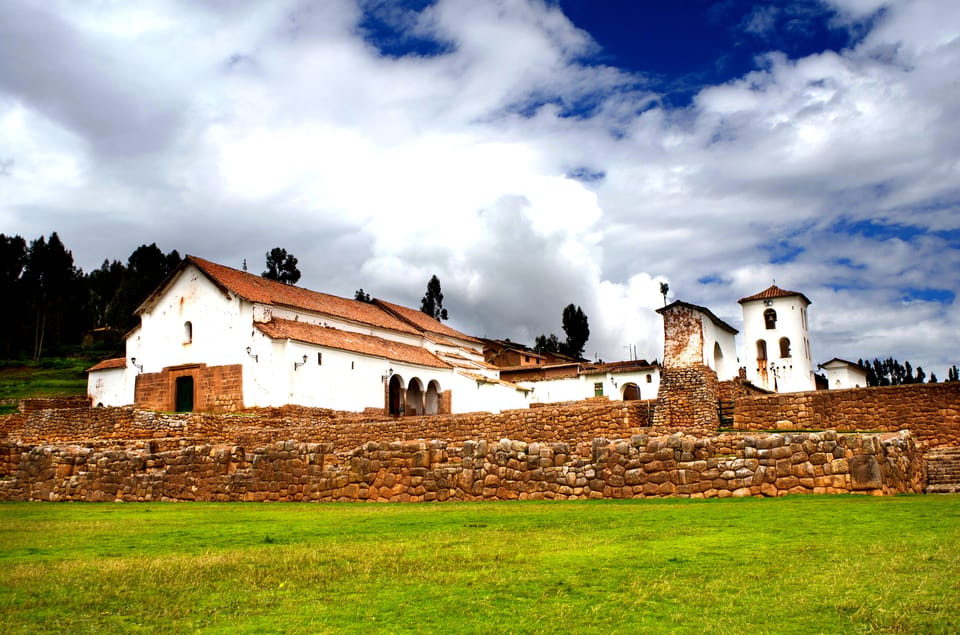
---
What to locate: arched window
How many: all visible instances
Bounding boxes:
[779,337,791,358]
[763,308,777,330]
[645,374,652,383]
[756,340,767,361]
[183,321,193,344]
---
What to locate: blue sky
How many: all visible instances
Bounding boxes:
[0,0,958,375]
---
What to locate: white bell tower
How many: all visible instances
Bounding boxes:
[738,285,815,393]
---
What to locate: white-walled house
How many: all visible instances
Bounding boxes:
[819,358,869,389]
[501,360,662,404]
[739,285,815,393]
[88,256,529,414]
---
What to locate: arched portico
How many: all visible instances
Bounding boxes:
[426,380,441,415]
[406,378,424,416]
[388,374,405,416]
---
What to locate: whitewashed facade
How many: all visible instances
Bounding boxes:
[739,286,816,393]
[88,257,528,414]
[819,358,869,390]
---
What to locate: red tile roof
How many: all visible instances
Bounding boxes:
[87,357,126,372]
[255,318,450,369]
[738,285,812,305]
[142,256,423,336]
[374,299,483,344]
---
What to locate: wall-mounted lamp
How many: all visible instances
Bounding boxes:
[294,354,308,371]
[381,368,394,382]
[130,357,144,374]
[246,346,258,362]
[610,377,618,388]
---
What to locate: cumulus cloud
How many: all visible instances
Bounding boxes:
[0,0,958,373]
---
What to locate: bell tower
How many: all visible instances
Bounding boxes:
[738,285,815,392]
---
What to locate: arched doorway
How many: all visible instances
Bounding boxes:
[388,374,404,416]
[426,380,441,415]
[621,383,641,401]
[713,342,725,378]
[406,378,424,416]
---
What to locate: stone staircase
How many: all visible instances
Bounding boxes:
[925,447,960,494]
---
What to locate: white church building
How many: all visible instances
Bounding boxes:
[88,256,533,414]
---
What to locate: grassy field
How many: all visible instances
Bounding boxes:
[1,496,958,634]
[0,357,96,413]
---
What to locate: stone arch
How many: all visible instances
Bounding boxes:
[620,382,641,401]
[406,377,424,416]
[388,374,404,416]
[425,380,441,415]
[713,341,725,378]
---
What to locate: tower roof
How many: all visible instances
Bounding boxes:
[737,285,811,306]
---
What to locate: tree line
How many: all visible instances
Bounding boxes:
[857,357,959,386]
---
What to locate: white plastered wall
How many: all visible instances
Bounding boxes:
[741,296,815,392]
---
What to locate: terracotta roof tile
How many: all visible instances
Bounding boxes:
[373,299,482,344]
[255,318,450,369]
[458,370,531,392]
[738,285,812,305]
[87,357,126,372]
[172,257,421,335]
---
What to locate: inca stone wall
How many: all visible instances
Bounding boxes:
[1,400,657,453]
[135,363,244,413]
[734,382,960,448]
[0,430,922,502]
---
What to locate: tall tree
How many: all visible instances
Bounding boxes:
[659,282,669,306]
[262,247,301,285]
[420,275,448,321]
[107,244,181,331]
[560,303,590,359]
[0,234,27,356]
[21,233,78,359]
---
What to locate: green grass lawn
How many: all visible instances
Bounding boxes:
[1,496,958,634]
[0,358,96,410]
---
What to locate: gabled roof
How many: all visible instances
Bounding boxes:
[139,256,420,336]
[373,299,483,344]
[656,300,738,335]
[87,357,126,372]
[818,357,865,370]
[738,285,812,306]
[255,318,451,369]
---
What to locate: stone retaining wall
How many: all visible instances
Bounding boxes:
[734,382,960,448]
[0,430,922,502]
[1,400,662,453]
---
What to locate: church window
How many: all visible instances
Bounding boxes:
[183,321,193,344]
[763,309,777,329]
[756,340,767,361]
[780,337,791,358]
[594,382,604,397]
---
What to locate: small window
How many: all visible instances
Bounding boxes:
[646,374,652,383]
[317,352,323,365]
[756,340,767,361]
[351,361,355,370]
[183,321,193,344]
[594,382,604,397]
[779,337,791,358]
[763,309,777,330]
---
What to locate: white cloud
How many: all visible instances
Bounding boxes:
[0,0,958,374]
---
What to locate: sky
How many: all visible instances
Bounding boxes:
[1,0,959,376]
